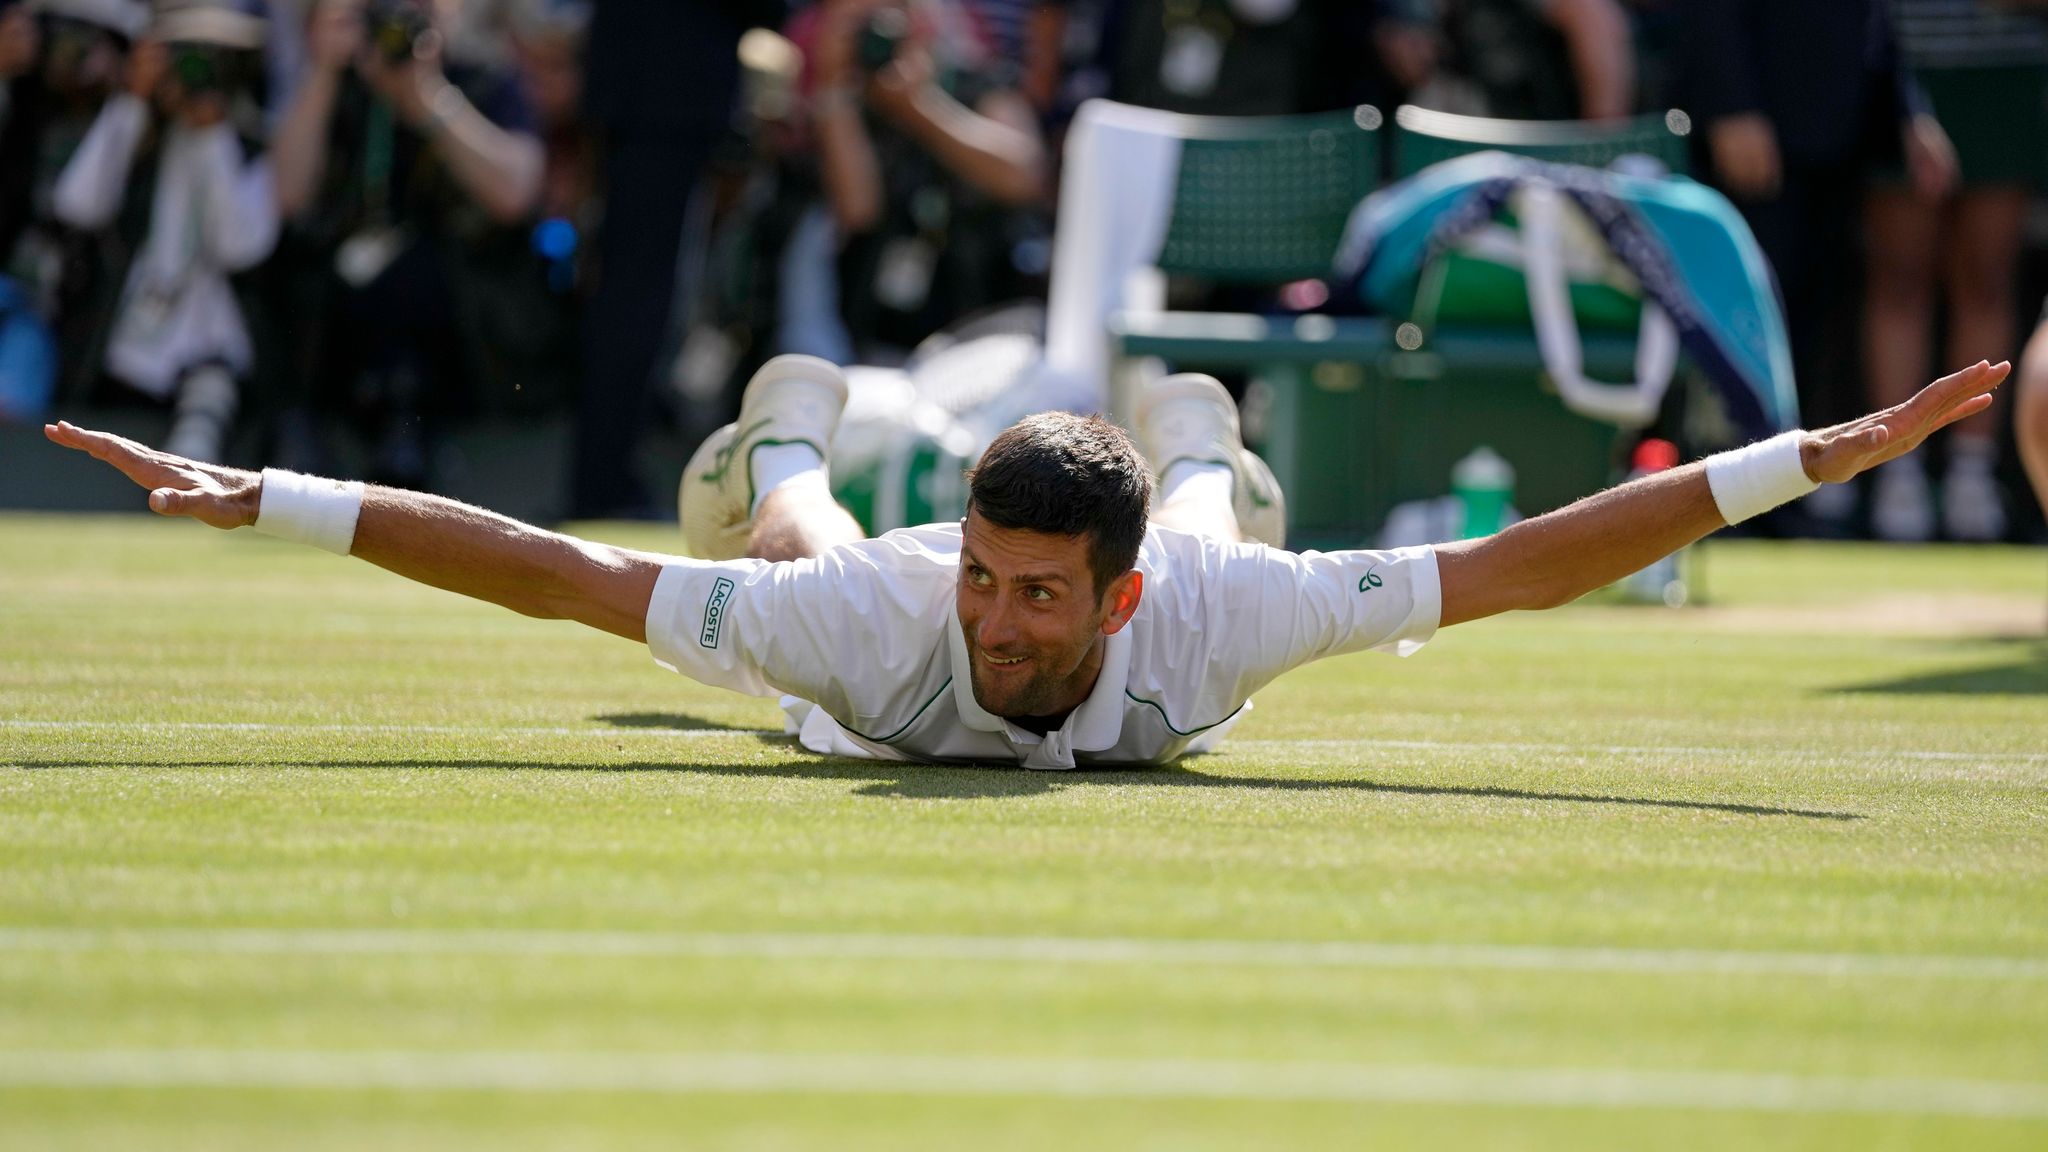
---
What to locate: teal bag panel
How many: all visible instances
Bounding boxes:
[1619,179,1798,432]
[1333,152,1799,437]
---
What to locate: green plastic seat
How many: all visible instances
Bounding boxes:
[1153,106,1383,284]
[1392,105,1692,178]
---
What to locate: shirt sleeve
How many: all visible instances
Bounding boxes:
[51,94,148,230]
[1193,541,1441,689]
[1147,538,1441,730]
[1246,543,1442,664]
[646,557,775,697]
[191,128,279,271]
[642,538,951,730]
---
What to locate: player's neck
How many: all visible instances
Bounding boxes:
[1003,708,1073,736]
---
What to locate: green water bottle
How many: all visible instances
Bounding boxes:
[1451,446,1514,539]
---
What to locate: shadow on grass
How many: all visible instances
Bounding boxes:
[10,753,1858,820]
[591,711,758,732]
[1829,640,2048,697]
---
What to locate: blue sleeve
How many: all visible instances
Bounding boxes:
[462,67,538,137]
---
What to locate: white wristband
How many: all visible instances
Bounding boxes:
[1704,431,1818,525]
[252,469,364,555]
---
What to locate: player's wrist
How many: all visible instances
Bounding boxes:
[252,468,365,555]
[1796,432,1821,482]
[1704,431,1819,525]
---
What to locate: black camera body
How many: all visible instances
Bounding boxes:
[167,41,239,96]
[856,8,908,74]
[364,0,432,65]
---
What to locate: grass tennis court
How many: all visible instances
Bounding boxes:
[3,512,2045,1149]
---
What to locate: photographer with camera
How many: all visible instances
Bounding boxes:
[264,0,540,485]
[789,0,1046,362]
[0,1,152,418]
[274,0,538,225]
[47,0,277,460]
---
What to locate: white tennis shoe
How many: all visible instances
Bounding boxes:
[680,354,849,560]
[1136,373,1287,547]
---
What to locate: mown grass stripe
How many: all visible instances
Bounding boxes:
[2,929,2040,981]
[0,1050,2042,1118]
[6,720,2043,766]
[0,720,776,739]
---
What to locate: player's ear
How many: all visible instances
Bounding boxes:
[1098,570,1142,635]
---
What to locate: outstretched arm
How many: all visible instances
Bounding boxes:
[1436,360,2009,628]
[43,424,661,642]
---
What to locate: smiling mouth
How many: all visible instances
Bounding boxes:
[982,652,1028,666]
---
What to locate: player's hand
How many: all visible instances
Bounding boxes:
[1798,360,2009,484]
[356,25,448,129]
[125,38,168,101]
[1708,113,1782,201]
[809,0,889,90]
[43,422,261,530]
[0,6,40,81]
[1374,21,1438,92]
[868,39,936,126]
[309,0,366,74]
[172,90,231,128]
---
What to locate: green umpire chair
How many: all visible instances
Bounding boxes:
[1391,105,1693,179]
[1149,106,1384,285]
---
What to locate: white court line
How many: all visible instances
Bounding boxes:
[1236,737,2048,766]
[0,1050,2042,1118]
[6,719,2043,765]
[2,928,2042,981]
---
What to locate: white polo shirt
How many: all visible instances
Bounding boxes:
[645,524,1440,768]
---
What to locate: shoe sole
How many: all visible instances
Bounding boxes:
[679,356,851,560]
[1138,373,1286,547]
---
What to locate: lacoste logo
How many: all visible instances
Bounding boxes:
[700,577,735,648]
[1358,567,1383,592]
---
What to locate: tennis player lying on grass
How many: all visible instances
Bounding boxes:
[47,356,2008,767]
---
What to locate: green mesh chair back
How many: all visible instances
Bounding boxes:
[1154,106,1383,284]
[1392,105,1692,179]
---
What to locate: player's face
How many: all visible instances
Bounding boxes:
[956,510,1141,721]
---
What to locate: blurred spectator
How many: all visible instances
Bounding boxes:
[949,0,1066,118]
[0,1,39,125]
[267,0,543,485]
[573,0,783,519]
[499,0,589,407]
[1621,0,1678,113]
[49,0,277,462]
[1680,0,1938,532]
[1359,1,1441,112]
[507,0,587,224]
[1101,0,1309,115]
[788,0,1046,362]
[1428,0,1635,120]
[1861,0,2047,542]
[0,0,149,408]
[1078,0,1458,123]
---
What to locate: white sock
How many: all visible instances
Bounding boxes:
[749,442,827,515]
[1948,437,1997,476]
[1160,460,1233,507]
[1879,455,1926,484]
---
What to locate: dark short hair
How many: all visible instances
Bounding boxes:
[965,412,1152,599]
